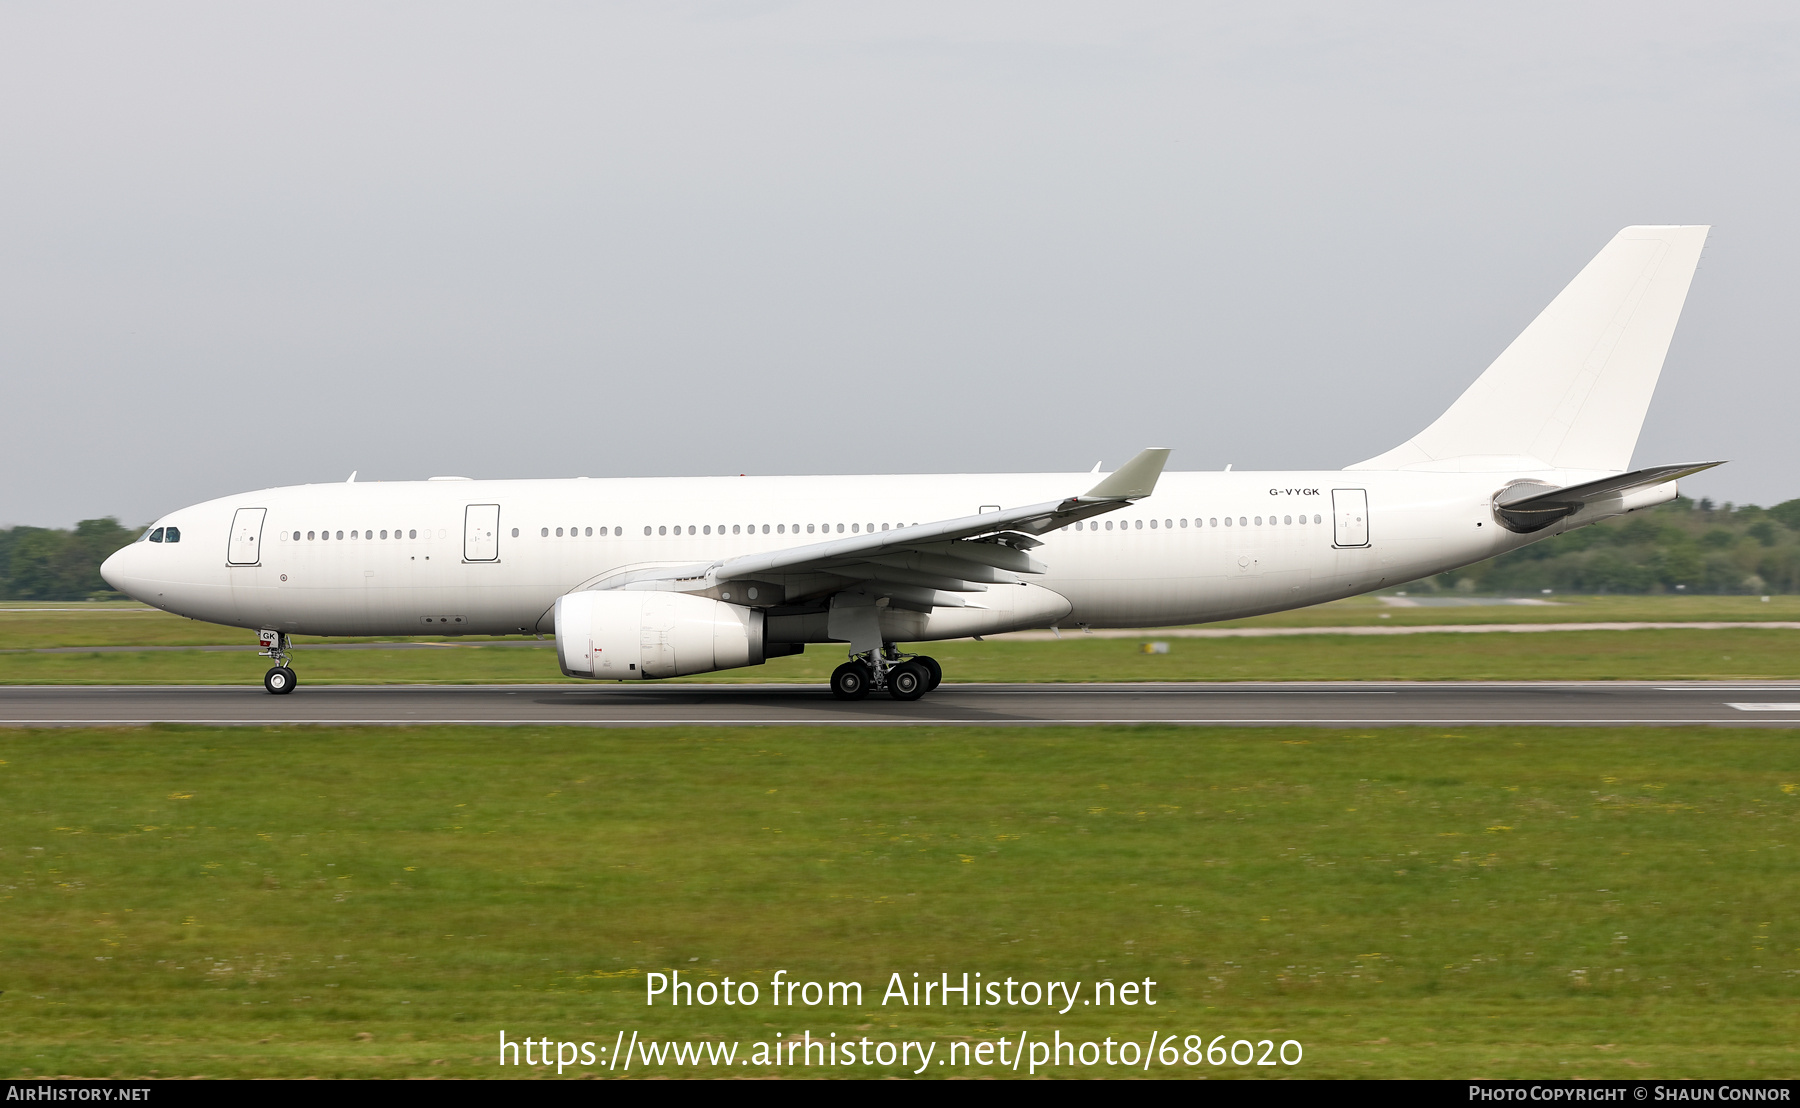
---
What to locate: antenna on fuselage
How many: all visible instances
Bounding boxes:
[346,471,357,483]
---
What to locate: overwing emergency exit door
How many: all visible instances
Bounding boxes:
[227,508,266,565]
[1332,489,1369,547]
[464,504,500,562]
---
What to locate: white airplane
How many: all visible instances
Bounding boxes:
[102,225,1720,700]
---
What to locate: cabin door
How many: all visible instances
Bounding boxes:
[1332,489,1370,548]
[464,504,501,562]
[227,508,266,565]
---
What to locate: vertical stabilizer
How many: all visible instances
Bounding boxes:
[1350,225,1709,473]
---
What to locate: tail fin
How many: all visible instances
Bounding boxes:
[1350,225,1709,473]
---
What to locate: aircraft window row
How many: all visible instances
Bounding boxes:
[640,523,909,537]
[144,526,181,543]
[280,529,426,541]
[1071,514,1323,531]
[535,527,624,537]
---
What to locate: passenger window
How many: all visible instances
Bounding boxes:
[1105,520,1114,531]
[776,524,784,534]
[1224,518,1233,527]
[409,529,417,539]
[732,525,741,535]
[149,527,165,543]
[836,524,844,533]
[1284,515,1292,525]
[1149,519,1157,529]
[704,525,712,535]
[807,524,815,534]
[643,526,651,536]
[556,527,564,537]
[1180,519,1188,528]
[542,527,549,537]
[659,526,667,536]
[1134,519,1142,530]
[1165,519,1172,529]
[509,528,517,538]
[613,527,621,536]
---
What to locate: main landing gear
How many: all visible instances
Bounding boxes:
[830,646,943,702]
[259,630,297,695]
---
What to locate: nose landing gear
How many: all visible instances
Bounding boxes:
[259,630,297,695]
[829,646,942,701]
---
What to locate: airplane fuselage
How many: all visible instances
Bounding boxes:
[101,467,1592,643]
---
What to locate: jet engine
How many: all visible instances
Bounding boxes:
[555,590,764,679]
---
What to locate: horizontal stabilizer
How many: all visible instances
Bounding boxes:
[1493,460,1724,533]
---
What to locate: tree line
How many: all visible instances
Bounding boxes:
[1419,496,1800,595]
[0,519,141,601]
[4,497,1800,600]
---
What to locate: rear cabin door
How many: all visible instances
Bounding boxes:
[1332,489,1370,547]
[464,504,501,562]
[227,508,267,565]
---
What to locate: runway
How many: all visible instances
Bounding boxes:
[5,681,1800,726]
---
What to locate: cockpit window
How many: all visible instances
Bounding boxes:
[147,528,164,543]
[164,526,181,543]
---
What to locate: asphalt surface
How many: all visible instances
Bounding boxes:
[5,681,1800,726]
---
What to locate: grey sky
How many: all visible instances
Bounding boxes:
[3,2,1796,527]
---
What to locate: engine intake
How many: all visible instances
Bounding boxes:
[554,590,765,679]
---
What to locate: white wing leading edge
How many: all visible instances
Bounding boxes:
[593,448,1171,613]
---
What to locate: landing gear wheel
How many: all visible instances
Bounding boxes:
[830,661,873,700]
[263,666,297,695]
[887,661,929,701]
[914,655,942,691]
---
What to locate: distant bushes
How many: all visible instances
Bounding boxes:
[5,496,1799,601]
[1419,497,1800,595]
[0,519,140,600]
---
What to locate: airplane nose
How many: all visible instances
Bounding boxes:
[100,546,134,595]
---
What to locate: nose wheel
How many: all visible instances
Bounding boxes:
[258,630,297,694]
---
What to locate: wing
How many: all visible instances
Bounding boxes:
[598,447,1170,611]
[1493,460,1723,533]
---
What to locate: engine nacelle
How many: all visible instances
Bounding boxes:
[554,590,765,680]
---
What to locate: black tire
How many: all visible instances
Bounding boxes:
[830,661,872,700]
[264,666,297,695]
[914,655,942,691]
[887,661,928,701]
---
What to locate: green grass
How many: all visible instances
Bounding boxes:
[3,628,1800,685]
[1216,593,1800,627]
[2,725,1795,1079]
[5,594,1800,651]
